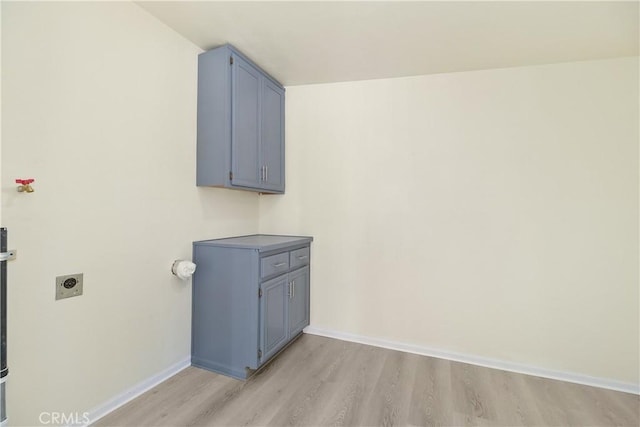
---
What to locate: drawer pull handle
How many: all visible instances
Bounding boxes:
[273,262,286,267]
[297,255,308,260]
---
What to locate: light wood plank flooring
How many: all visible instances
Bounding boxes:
[96,334,639,426]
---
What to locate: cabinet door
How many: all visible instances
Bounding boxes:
[231,54,261,189]
[259,275,289,364]
[288,266,309,338]
[260,79,285,192]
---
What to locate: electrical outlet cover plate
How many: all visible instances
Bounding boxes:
[56,273,83,300]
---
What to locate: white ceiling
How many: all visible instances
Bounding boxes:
[136,1,639,86]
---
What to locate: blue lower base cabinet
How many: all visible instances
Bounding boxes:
[192,235,312,380]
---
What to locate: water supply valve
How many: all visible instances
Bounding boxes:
[15,179,35,193]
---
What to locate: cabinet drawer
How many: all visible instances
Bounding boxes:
[290,247,310,269]
[261,252,289,279]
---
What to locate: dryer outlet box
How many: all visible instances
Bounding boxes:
[56,273,83,300]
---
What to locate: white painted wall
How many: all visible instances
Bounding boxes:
[260,57,639,385]
[1,2,259,425]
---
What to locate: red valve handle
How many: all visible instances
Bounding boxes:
[15,179,34,184]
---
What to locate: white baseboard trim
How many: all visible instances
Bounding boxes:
[304,326,639,395]
[78,357,191,426]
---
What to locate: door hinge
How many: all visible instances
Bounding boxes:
[229,171,233,181]
[258,349,262,359]
[258,288,263,298]
[230,56,234,65]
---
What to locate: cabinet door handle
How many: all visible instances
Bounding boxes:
[273,262,286,267]
[265,165,268,181]
[297,255,308,260]
[292,280,295,298]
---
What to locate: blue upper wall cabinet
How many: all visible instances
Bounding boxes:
[197,45,285,194]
